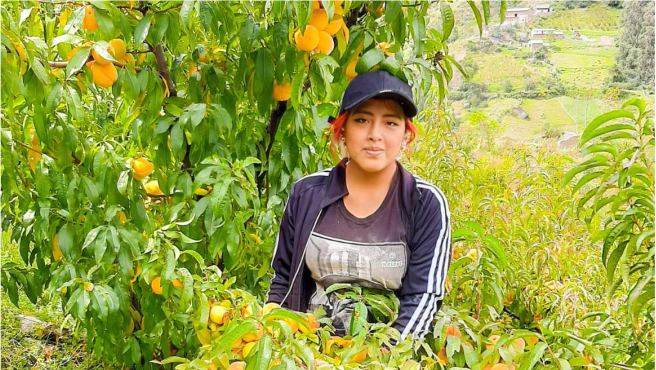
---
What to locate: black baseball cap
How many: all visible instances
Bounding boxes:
[332,70,418,121]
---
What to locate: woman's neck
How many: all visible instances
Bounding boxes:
[344,160,398,193]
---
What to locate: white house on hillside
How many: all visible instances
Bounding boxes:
[531,28,565,39]
[504,7,533,25]
[527,39,550,51]
[536,4,552,15]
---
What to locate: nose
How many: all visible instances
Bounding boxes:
[367,120,383,141]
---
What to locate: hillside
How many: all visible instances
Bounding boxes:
[442,2,654,144]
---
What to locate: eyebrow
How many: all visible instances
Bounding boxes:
[352,109,403,119]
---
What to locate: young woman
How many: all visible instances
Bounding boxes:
[266,70,451,341]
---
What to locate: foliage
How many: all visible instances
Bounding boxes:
[0,0,502,369]
[530,47,549,64]
[535,4,621,32]
[459,111,502,150]
[2,1,653,370]
[611,1,655,92]
[451,82,489,109]
[563,98,655,367]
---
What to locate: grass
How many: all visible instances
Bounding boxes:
[557,96,606,127]
[547,32,618,93]
[535,5,622,33]
[493,98,578,142]
[471,51,550,93]
[550,53,614,69]
[559,69,613,94]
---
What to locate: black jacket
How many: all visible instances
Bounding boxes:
[266,158,451,340]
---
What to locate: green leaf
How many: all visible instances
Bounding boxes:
[586,123,636,142]
[500,1,507,24]
[355,49,385,74]
[628,271,654,325]
[441,2,454,41]
[58,224,74,259]
[92,287,108,320]
[381,56,402,76]
[385,1,403,27]
[391,15,407,48]
[170,121,187,161]
[294,1,312,30]
[163,248,176,282]
[93,6,114,37]
[254,48,274,114]
[481,1,491,25]
[580,109,634,144]
[65,85,83,120]
[572,171,604,193]
[443,55,469,82]
[31,57,48,85]
[239,17,258,54]
[66,46,90,79]
[77,290,91,320]
[212,104,232,131]
[467,1,483,37]
[581,143,617,158]
[45,83,63,113]
[94,228,108,264]
[446,335,461,357]
[179,0,195,29]
[411,12,425,56]
[253,336,273,370]
[51,34,83,48]
[117,170,129,195]
[621,98,646,115]
[215,321,257,350]
[83,227,103,251]
[569,357,591,367]
[561,155,610,186]
[484,235,507,269]
[518,342,547,370]
[185,103,206,128]
[148,14,169,45]
[155,356,190,365]
[134,15,152,46]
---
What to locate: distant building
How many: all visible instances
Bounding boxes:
[527,39,550,51]
[504,7,533,25]
[531,28,565,39]
[536,4,552,15]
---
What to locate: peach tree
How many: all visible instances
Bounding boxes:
[1,1,508,369]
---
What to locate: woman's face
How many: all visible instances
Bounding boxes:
[342,98,406,174]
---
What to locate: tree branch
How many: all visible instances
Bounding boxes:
[48,59,142,73]
[150,44,177,97]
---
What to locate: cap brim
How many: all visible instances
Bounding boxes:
[341,91,417,118]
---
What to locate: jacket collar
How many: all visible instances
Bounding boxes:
[320,158,419,218]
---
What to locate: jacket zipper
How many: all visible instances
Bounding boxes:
[280,208,323,308]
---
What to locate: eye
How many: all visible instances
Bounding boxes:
[354,118,368,123]
[388,121,399,126]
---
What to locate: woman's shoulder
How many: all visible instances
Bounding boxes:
[290,167,332,195]
[410,174,450,209]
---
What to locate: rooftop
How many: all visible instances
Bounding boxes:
[506,7,532,12]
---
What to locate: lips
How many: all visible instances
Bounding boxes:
[364,147,384,156]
